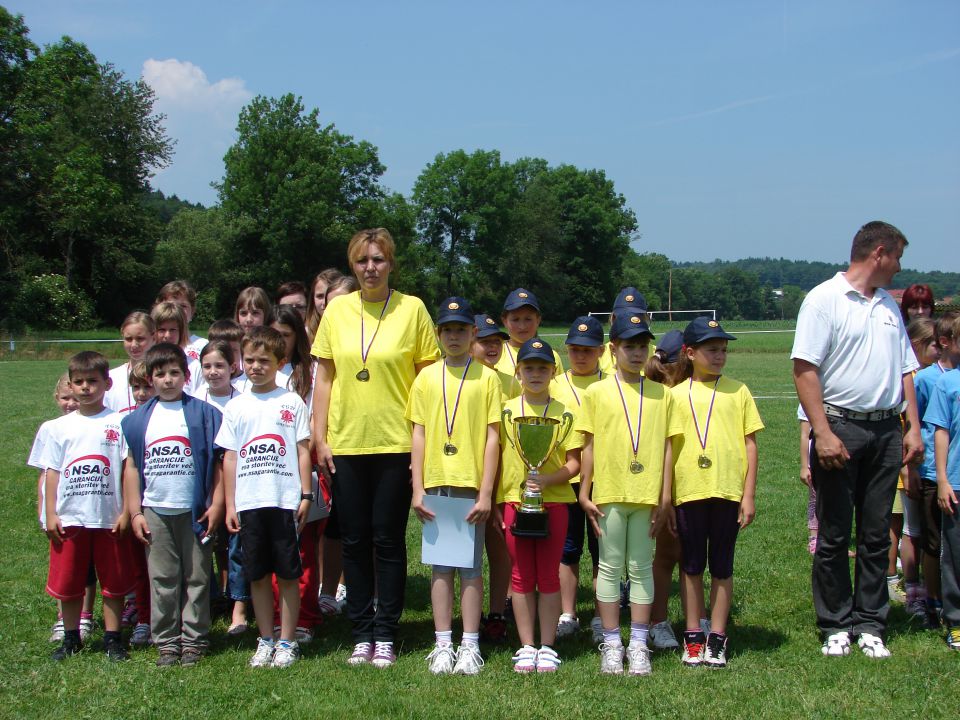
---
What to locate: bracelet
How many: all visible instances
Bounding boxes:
[132,512,144,520]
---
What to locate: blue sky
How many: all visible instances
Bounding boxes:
[13,1,959,272]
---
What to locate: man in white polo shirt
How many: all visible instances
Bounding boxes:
[792,221,922,660]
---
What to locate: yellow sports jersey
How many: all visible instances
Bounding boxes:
[497,367,521,400]
[550,369,605,485]
[406,360,502,490]
[498,395,582,504]
[577,376,681,506]
[312,290,440,454]
[669,376,764,505]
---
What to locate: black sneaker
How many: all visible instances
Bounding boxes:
[104,636,130,662]
[52,634,82,661]
[704,632,728,668]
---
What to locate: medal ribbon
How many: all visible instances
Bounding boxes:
[688,376,721,453]
[359,289,393,369]
[615,376,644,459]
[442,357,472,441]
[563,368,602,408]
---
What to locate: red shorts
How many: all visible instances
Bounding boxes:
[47,527,136,601]
[504,503,568,594]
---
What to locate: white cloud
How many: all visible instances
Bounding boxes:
[142,58,251,111]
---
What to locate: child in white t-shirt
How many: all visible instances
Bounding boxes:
[198,340,239,409]
[217,327,312,668]
[151,302,202,395]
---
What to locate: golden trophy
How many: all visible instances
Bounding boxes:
[501,408,574,538]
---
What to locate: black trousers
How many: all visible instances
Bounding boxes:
[811,415,901,639]
[332,453,412,643]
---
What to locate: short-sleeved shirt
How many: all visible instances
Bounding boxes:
[670,377,764,505]
[215,387,310,512]
[916,362,949,482]
[28,419,55,529]
[38,409,127,528]
[405,360,502,491]
[550,369,605,484]
[922,368,960,491]
[498,395,582,504]
[141,400,195,510]
[312,290,439,454]
[104,363,137,415]
[577,376,682,506]
[791,273,918,412]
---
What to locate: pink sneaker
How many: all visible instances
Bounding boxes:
[347,641,373,665]
[371,641,396,668]
[807,535,817,554]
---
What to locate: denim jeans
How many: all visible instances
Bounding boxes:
[226,532,250,601]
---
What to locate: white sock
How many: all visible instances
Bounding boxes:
[461,631,479,647]
[435,630,452,647]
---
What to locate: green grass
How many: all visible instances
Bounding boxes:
[0,349,954,720]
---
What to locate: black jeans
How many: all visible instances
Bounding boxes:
[942,506,960,627]
[811,415,901,639]
[332,453,412,644]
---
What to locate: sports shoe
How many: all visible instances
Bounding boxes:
[79,616,96,642]
[121,598,138,627]
[272,640,301,668]
[536,645,561,673]
[156,648,180,667]
[426,643,456,674]
[556,613,580,638]
[599,642,624,675]
[626,642,652,676]
[318,593,341,616]
[590,616,604,643]
[857,632,890,659]
[295,626,313,644]
[682,631,706,666]
[821,631,851,657]
[704,632,728,668]
[453,644,484,675]
[180,648,203,667]
[481,613,507,644]
[887,576,906,604]
[512,644,538,673]
[946,626,960,651]
[104,636,130,662]
[51,634,82,661]
[347,641,373,665]
[130,623,152,647]
[649,621,680,650]
[923,602,943,630]
[907,597,927,617]
[249,637,276,667]
[371,641,396,668]
[227,622,248,636]
[49,618,65,643]
[335,583,347,605]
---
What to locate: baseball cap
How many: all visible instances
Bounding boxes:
[682,317,737,345]
[503,288,541,313]
[613,287,648,313]
[610,312,655,341]
[653,330,684,363]
[516,338,555,363]
[474,314,509,339]
[436,297,475,326]
[565,316,604,347]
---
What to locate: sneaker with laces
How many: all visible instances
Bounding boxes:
[104,636,130,662]
[590,616,604,644]
[856,632,890,659]
[372,641,396,668]
[649,621,680,650]
[130,623,152,648]
[536,645,561,673]
[453,644,484,675]
[49,619,65,644]
[79,616,96,642]
[556,613,580,639]
[318,593,341,616]
[512,644,538,673]
[481,614,507,644]
[598,642,624,675]
[426,643,456,674]
[347,641,374,665]
[180,648,203,667]
[249,637,276,667]
[821,631,851,657]
[704,632,728,668]
[682,631,706,666]
[887,576,906,604]
[626,642,652,676]
[946,626,960,651]
[51,634,82,661]
[156,648,180,667]
[121,598,138,628]
[295,626,313,644]
[272,640,301,668]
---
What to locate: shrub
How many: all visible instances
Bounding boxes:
[14,274,97,330]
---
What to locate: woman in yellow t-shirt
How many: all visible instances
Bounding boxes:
[311,228,440,668]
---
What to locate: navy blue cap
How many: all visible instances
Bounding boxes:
[613,287,648,313]
[474,313,509,339]
[682,317,736,345]
[653,330,684,363]
[610,312,655,341]
[436,297,475,325]
[503,287,541,313]
[517,338,555,363]
[565,316,605,347]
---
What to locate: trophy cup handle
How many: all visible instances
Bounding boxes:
[501,407,515,449]
[557,411,574,448]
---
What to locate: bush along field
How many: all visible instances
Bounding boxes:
[0,330,954,720]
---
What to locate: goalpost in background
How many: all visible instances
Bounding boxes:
[587,309,717,325]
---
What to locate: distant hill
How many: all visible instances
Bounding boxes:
[142,188,205,224]
[675,257,960,297]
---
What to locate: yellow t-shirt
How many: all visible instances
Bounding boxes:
[498,395,582,504]
[312,290,440,454]
[406,360,502,490]
[550,369,605,484]
[496,367,521,401]
[669,376,764,505]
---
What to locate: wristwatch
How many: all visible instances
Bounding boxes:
[300,492,315,502]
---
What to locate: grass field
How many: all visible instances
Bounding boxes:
[0,326,955,720]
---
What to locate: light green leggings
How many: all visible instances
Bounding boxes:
[596,503,655,604]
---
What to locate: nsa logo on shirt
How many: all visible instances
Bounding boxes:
[240,434,287,458]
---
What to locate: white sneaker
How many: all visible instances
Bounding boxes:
[821,631,851,657]
[590,616,604,644]
[426,643,456,674]
[79,616,96,642]
[272,640,300,667]
[626,642,652,676]
[49,619,65,643]
[512,644,538,673]
[649,621,680,650]
[599,642,624,675]
[556,613,580,638]
[857,632,890,659]
[249,637,276,667]
[452,644,484,675]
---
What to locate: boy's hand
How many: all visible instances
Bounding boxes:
[580,497,604,537]
[318,441,336,476]
[465,495,491,525]
[131,513,151,545]
[295,499,309,533]
[46,514,65,544]
[739,495,756,528]
[112,512,129,536]
[938,481,958,514]
[198,504,223,540]
[225,509,240,533]
[411,491,435,523]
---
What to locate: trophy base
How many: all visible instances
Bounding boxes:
[511,510,550,539]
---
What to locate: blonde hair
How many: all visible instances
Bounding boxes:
[53,373,71,397]
[347,228,396,269]
[120,310,155,336]
[150,302,188,348]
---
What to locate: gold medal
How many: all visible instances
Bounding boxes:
[356,368,370,382]
[443,442,458,456]
[698,454,712,469]
[630,460,644,474]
